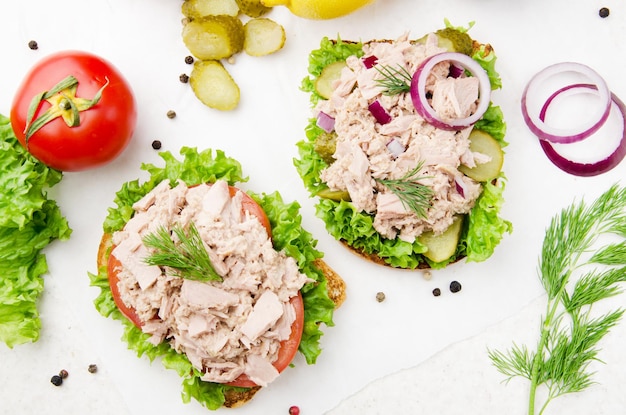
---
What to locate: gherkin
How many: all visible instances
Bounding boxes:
[182,15,244,60]
[236,0,271,17]
[314,131,337,165]
[434,28,473,55]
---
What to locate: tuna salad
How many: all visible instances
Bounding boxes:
[296,27,512,269]
[110,179,311,387]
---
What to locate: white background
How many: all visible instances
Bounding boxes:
[1,0,625,414]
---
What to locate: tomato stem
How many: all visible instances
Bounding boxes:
[23,75,109,146]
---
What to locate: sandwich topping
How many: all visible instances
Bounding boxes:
[316,33,487,242]
[110,179,311,387]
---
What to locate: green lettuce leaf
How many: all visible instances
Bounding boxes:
[0,114,71,348]
[90,147,336,409]
[294,32,511,269]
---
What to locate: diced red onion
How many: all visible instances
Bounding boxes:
[538,84,626,176]
[316,111,335,133]
[386,138,405,157]
[521,62,611,144]
[410,52,491,131]
[369,100,392,124]
[362,55,379,69]
[454,176,468,198]
[449,64,464,79]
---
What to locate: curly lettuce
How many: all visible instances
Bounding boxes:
[294,30,512,270]
[0,114,71,348]
[90,147,336,410]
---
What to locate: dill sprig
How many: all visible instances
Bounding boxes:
[375,163,434,218]
[143,222,222,282]
[489,184,626,415]
[375,64,413,95]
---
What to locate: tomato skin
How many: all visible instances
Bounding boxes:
[10,51,137,171]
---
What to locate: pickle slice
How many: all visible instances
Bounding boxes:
[182,15,244,60]
[316,188,351,201]
[236,0,271,17]
[315,61,347,99]
[418,215,464,263]
[182,0,240,19]
[459,130,504,182]
[190,60,240,111]
[243,18,286,57]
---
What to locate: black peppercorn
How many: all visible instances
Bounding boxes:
[450,280,462,293]
[50,375,63,386]
[151,140,162,150]
[166,110,176,119]
[88,364,98,373]
[59,369,69,379]
[184,55,194,64]
[375,292,386,302]
[599,7,610,18]
[179,73,189,83]
[432,287,441,297]
[28,40,38,50]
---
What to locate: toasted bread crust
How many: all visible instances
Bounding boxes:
[98,231,345,409]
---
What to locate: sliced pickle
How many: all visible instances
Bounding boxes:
[181,0,240,19]
[313,131,337,164]
[315,61,347,99]
[243,18,286,57]
[459,130,504,182]
[182,15,244,60]
[316,188,351,201]
[236,0,272,17]
[418,215,464,263]
[190,60,240,111]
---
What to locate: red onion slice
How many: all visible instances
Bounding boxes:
[316,111,335,133]
[410,52,491,131]
[369,100,392,124]
[539,84,626,176]
[521,62,611,144]
[386,138,405,157]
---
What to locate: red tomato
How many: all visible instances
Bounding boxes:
[107,184,302,387]
[10,51,136,171]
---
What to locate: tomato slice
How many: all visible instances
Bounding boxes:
[226,292,305,388]
[107,183,301,387]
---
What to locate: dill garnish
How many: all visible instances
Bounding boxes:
[375,163,434,218]
[375,64,413,95]
[489,185,626,415]
[143,222,222,282]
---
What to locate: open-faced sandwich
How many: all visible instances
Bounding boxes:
[91,147,345,409]
[295,22,512,269]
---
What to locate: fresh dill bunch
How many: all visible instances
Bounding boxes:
[375,64,413,95]
[489,184,626,415]
[143,222,222,282]
[375,163,434,218]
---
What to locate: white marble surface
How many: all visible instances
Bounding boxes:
[0,0,625,414]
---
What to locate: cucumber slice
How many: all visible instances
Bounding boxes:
[459,129,504,182]
[418,215,463,263]
[315,61,347,99]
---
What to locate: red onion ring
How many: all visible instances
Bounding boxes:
[410,52,491,131]
[538,84,626,176]
[521,62,611,144]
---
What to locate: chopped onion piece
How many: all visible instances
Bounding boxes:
[454,176,468,198]
[386,138,405,157]
[410,52,491,131]
[316,111,335,133]
[539,84,626,176]
[449,64,464,79]
[362,55,378,69]
[521,62,611,144]
[369,100,392,124]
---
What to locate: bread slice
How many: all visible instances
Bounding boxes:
[97,231,345,408]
